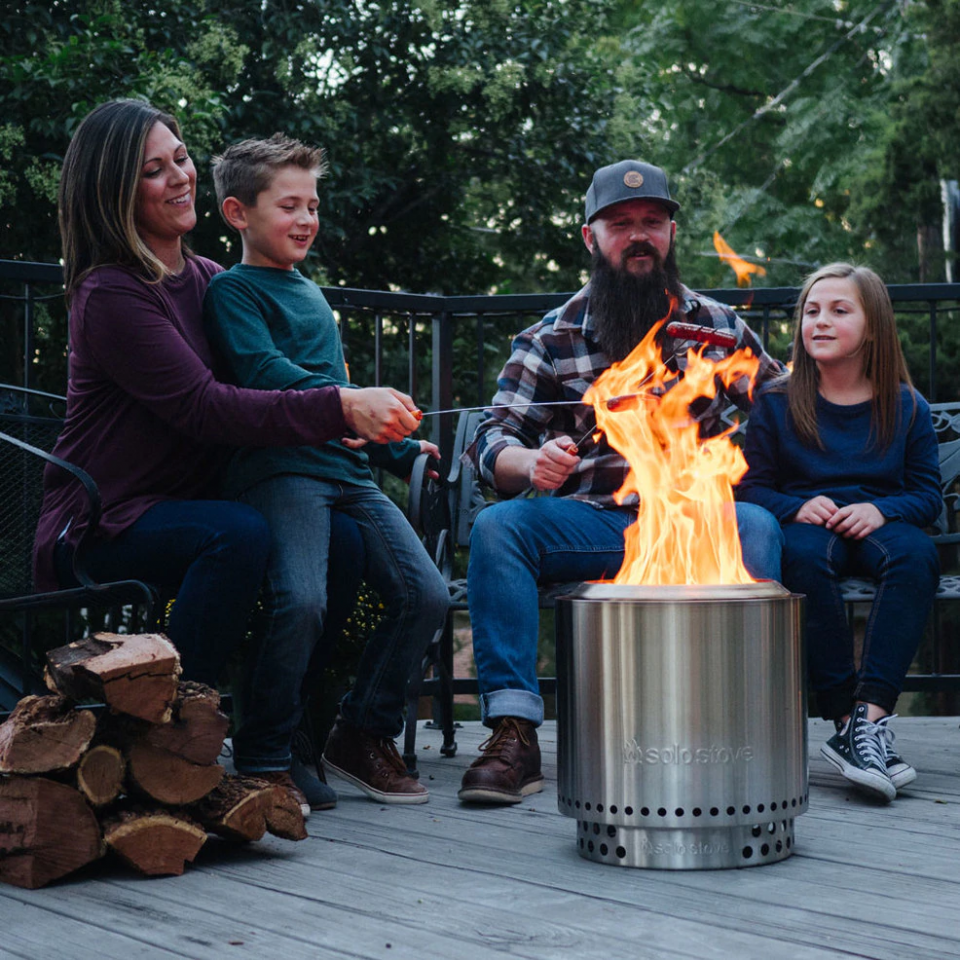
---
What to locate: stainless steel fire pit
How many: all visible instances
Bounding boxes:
[556,581,806,870]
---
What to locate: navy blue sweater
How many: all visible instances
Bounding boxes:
[736,384,941,527]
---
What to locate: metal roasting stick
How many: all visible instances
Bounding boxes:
[413,322,739,423]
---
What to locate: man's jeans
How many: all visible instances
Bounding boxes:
[467,498,783,727]
[67,499,272,687]
[232,476,450,773]
[782,520,939,719]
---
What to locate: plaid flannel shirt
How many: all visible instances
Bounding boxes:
[468,282,784,508]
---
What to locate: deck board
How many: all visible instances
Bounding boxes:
[2,717,959,960]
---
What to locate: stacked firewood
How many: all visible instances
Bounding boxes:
[0,633,306,889]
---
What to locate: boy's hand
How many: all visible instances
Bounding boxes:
[340,386,421,443]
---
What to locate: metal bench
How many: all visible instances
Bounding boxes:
[405,401,960,762]
[0,385,157,709]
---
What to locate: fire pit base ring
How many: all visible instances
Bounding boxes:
[575,819,797,870]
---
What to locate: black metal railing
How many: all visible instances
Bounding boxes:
[6,259,959,467]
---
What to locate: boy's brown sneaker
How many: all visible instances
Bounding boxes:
[458,717,544,804]
[322,717,429,804]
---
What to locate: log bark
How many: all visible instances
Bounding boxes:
[0,777,103,888]
[191,776,271,842]
[189,775,306,842]
[45,633,181,724]
[142,681,229,764]
[102,807,207,877]
[0,696,96,775]
[76,743,125,807]
[126,742,224,805]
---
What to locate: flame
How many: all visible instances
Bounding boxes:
[713,232,767,288]
[585,320,761,585]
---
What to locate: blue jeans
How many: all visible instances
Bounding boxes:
[69,499,271,686]
[467,497,783,726]
[781,521,939,719]
[231,476,450,773]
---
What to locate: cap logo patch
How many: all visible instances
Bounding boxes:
[623,171,644,188]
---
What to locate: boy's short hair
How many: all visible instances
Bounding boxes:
[212,132,327,214]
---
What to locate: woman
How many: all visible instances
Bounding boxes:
[35,98,422,806]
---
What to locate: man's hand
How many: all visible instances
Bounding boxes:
[340,387,421,443]
[528,436,580,491]
[795,496,838,526]
[826,502,886,540]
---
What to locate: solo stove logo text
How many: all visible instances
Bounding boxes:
[622,739,754,765]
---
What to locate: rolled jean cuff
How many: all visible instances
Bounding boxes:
[480,689,544,728]
[854,681,900,716]
[232,751,293,775]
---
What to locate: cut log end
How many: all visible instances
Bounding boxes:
[102,808,207,876]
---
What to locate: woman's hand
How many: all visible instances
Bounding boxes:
[795,496,838,525]
[340,387,421,443]
[826,502,886,540]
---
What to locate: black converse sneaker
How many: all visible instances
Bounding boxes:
[821,702,896,802]
[877,715,917,789]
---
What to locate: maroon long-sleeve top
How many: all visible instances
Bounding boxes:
[33,255,347,590]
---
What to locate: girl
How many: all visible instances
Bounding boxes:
[737,263,940,802]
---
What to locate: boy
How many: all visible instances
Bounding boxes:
[204,134,449,807]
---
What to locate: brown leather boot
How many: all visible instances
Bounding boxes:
[322,716,428,804]
[458,717,544,804]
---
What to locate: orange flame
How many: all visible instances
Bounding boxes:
[713,231,767,288]
[585,321,761,585]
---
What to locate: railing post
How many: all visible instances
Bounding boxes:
[23,282,35,391]
[432,309,454,467]
[929,301,938,402]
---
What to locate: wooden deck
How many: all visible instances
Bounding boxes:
[3,717,960,960]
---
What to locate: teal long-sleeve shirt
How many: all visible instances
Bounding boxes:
[203,263,419,497]
[736,383,941,527]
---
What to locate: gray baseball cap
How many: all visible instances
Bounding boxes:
[585,160,680,223]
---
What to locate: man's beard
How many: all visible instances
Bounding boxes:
[589,241,684,362]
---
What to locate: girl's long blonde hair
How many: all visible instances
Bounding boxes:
[788,262,914,449]
[59,99,187,302]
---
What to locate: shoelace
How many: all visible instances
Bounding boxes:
[477,718,529,758]
[852,715,889,769]
[372,735,408,775]
[875,714,900,760]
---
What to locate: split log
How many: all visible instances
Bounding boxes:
[0,695,96,775]
[126,742,224,805]
[45,633,181,725]
[76,743,125,807]
[191,776,271,842]
[102,807,207,877]
[142,681,229,765]
[190,775,306,842]
[0,777,103,889]
[261,781,309,842]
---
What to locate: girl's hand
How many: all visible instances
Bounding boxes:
[795,496,838,525]
[826,502,886,540]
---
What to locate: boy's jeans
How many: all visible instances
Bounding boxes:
[467,498,784,727]
[232,476,449,774]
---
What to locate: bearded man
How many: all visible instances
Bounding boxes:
[457,160,786,805]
